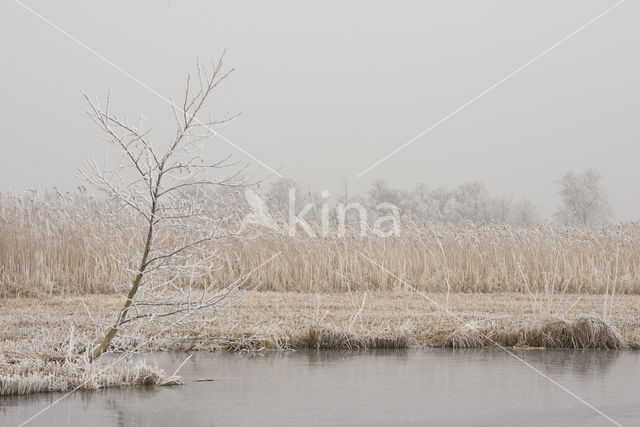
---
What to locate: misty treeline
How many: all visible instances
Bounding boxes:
[261,178,536,225]
[30,168,613,227]
[256,168,613,226]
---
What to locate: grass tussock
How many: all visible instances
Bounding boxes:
[445,322,488,348]
[529,316,628,350]
[0,357,176,396]
[444,315,628,350]
[300,326,410,350]
[2,191,640,297]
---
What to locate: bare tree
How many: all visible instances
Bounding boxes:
[403,182,441,222]
[450,181,488,223]
[80,56,247,360]
[512,198,538,224]
[554,169,613,226]
[367,179,405,209]
[265,177,321,220]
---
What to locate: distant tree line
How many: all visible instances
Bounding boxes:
[259,169,613,226]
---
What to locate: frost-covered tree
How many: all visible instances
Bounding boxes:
[367,179,405,208]
[486,195,513,223]
[335,176,367,225]
[554,169,612,226]
[265,177,321,219]
[362,179,539,225]
[512,198,538,224]
[81,57,247,360]
[403,182,442,221]
[265,178,299,214]
[450,181,489,223]
[429,187,455,221]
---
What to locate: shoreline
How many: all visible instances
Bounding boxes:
[2,291,639,395]
[2,291,638,352]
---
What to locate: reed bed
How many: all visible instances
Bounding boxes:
[2,191,639,296]
[229,222,640,294]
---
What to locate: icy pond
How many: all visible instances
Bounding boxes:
[2,349,639,426]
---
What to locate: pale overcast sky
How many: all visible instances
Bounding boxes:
[1,0,638,220]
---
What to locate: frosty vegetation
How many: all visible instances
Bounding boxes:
[554,169,613,226]
[259,167,612,226]
[78,56,251,361]
[2,188,638,298]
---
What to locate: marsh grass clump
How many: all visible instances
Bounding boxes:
[442,316,628,349]
[0,357,175,396]
[444,322,488,348]
[299,326,409,350]
[527,316,628,350]
[303,326,365,350]
[572,316,628,349]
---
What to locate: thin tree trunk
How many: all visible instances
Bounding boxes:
[89,271,144,360]
[90,193,158,361]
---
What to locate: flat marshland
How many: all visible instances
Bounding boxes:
[1,192,640,395]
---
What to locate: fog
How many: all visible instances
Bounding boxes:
[1,0,638,220]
